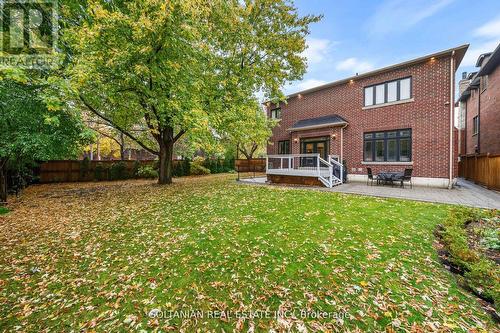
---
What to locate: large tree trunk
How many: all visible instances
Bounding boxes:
[0,159,8,204]
[158,129,175,185]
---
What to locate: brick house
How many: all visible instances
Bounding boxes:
[458,43,500,156]
[265,45,469,188]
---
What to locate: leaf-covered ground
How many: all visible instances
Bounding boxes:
[0,175,497,332]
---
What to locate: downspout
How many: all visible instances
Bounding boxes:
[449,51,455,189]
[340,123,347,183]
[464,101,467,155]
[340,124,348,161]
[477,82,481,153]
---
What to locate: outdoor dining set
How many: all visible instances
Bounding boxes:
[366,168,413,188]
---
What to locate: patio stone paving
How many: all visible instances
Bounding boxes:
[238,177,500,209]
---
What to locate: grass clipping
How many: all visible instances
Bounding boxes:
[436,207,499,312]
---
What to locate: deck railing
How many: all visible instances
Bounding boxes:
[266,154,343,187]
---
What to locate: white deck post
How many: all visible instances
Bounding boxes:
[280,157,283,169]
[340,163,343,184]
[317,154,320,176]
[265,156,268,173]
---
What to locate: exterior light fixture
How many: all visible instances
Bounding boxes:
[293,138,298,143]
[332,134,337,140]
[349,79,354,84]
[298,94,303,99]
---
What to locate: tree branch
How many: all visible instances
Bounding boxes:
[79,95,159,155]
[173,129,186,143]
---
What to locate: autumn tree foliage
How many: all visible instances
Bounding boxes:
[0,74,90,203]
[66,0,320,184]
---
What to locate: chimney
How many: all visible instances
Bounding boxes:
[458,72,469,95]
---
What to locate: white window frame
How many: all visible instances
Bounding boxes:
[363,77,412,107]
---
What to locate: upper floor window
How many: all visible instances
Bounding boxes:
[270,108,281,119]
[364,77,412,107]
[364,129,412,162]
[278,140,290,154]
[481,75,489,92]
[473,116,479,135]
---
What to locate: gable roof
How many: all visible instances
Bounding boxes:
[288,114,347,131]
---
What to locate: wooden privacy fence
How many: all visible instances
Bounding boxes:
[459,154,500,191]
[235,158,266,179]
[38,160,157,183]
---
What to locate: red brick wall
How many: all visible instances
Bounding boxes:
[479,65,500,155]
[267,56,455,178]
[465,87,479,154]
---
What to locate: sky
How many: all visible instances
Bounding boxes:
[284,0,500,95]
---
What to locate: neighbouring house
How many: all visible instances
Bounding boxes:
[458,43,500,156]
[265,44,469,188]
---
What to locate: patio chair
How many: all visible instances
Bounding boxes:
[397,168,413,188]
[366,168,379,186]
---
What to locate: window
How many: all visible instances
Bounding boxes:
[278,140,290,154]
[363,77,412,107]
[375,84,385,104]
[270,108,281,119]
[364,86,374,106]
[473,116,479,135]
[387,81,398,102]
[399,78,411,100]
[363,129,412,162]
[481,75,489,92]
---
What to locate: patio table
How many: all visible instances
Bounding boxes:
[378,172,403,186]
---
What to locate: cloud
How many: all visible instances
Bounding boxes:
[461,40,500,67]
[367,0,454,37]
[288,79,328,94]
[302,38,337,64]
[335,58,374,74]
[474,16,500,39]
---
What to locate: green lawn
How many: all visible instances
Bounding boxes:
[0,175,495,332]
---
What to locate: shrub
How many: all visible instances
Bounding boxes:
[109,161,129,180]
[136,165,158,179]
[94,164,109,181]
[190,163,211,176]
[437,208,500,309]
[79,157,91,180]
[183,158,191,176]
[132,161,141,179]
[0,206,9,215]
[173,159,189,177]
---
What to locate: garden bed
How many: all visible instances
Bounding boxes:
[434,208,499,320]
